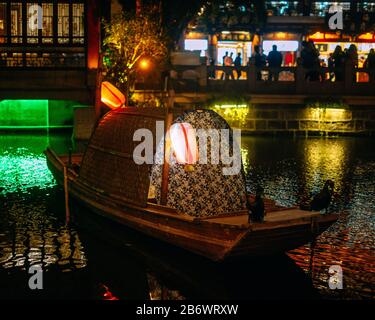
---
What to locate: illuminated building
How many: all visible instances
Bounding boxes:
[0,0,111,128]
[183,1,375,72]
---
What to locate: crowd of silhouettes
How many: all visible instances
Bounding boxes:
[213,40,375,82]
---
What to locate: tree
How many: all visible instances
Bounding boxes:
[102,10,168,96]
[117,0,266,45]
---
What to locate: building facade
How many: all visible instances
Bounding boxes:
[0,0,108,129]
[183,0,375,71]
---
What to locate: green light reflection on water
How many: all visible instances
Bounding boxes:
[0,147,56,195]
[0,134,72,196]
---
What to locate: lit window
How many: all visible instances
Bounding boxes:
[58,3,70,44]
[312,2,351,16]
[42,3,53,43]
[27,3,39,44]
[72,3,84,44]
[266,1,300,16]
[0,2,6,43]
[262,40,299,55]
[184,39,208,57]
[11,2,22,43]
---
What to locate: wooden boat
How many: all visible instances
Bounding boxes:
[45,108,339,262]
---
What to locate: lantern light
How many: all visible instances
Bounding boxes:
[139,58,150,70]
[169,123,198,165]
[101,81,126,109]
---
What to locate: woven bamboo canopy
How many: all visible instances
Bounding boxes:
[79,107,166,207]
[79,108,247,217]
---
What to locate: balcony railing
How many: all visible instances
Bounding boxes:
[0,50,86,69]
[168,63,375,96]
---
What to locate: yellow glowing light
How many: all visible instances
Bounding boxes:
[358,32,373,40]
[139,58,151,70]
[307,108,351,122]
[213,104,248,109]
[276,32,286,39]
[309,32,324,40]
[211,104,250,128]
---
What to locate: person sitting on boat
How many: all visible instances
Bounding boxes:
[301,180,335,213]
[249,186,266,223]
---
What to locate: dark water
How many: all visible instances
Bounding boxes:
[0,133,373,300]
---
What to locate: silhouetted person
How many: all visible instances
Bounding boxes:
[332,45,345,81]
[346,44,358,82]
[222,51,228,65]
[249,186,266,223]
[301,180,335,213]
[234,52,242,79]
[208,58,215,79]
[301,40,320,81]
[254,45,266,80]
[220,52,229,80]
[346,44,358,68]
[224,52,234,80]
[267,45,282,81]
[365,49,375,81]
[328,53,334,81]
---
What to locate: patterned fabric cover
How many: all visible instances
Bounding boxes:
[150,109,247,217]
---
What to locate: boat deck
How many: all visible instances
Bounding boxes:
[203,209,322,227]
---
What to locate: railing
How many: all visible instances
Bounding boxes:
[0,50,86,69]
[169,63,375,96]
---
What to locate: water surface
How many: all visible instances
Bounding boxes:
[0,133,373,299]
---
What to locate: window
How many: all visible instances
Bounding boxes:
[0,3,6,43]
[72,3,84,44]
[42,3,53,43]
[266,1,301,16]
[0,1,86,68]
[312,2,351,17]
[262,40,299,55]
[11,2,23,43]
[58,3,70,44]
[359,2,375,12]
[184,39,208,57]
[1,1,86,46]
[27,3,39,44]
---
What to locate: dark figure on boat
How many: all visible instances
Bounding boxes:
[300,180,335,212]
[249,186,266,223]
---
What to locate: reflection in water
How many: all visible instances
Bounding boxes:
[0,134,89,299]
[303,139,346,193]
[0,133,373,299]
[241,136,375,299]
[0,148,56,195]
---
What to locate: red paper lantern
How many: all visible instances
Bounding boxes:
[170,123,198,165]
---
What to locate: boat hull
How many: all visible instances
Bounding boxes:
[45,148,339,261]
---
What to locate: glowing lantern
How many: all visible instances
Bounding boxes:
[101,81,126,109]
[139,58,150,70]
[169,123,198,165]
